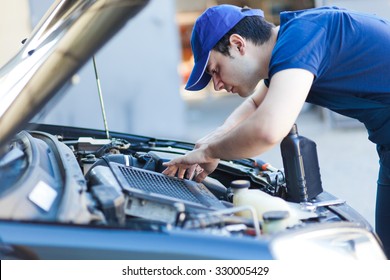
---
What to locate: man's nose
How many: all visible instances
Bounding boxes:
[212,75,224,91]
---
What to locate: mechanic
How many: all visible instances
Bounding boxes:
[162,5,390,257]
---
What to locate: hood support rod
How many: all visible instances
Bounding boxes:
[93,56,110,139]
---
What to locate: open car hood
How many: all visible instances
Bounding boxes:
[0,0,149,156]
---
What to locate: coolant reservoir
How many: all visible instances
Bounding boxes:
[231,180,299,230]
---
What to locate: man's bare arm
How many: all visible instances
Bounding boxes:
[196,82,268,146]
[206,68,314,159]
[222,81,268,130]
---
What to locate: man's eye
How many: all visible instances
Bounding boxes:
[207,68,218,76]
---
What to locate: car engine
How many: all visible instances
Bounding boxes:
[0,126,372,239]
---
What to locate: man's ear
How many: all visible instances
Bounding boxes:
[229,34,246,54]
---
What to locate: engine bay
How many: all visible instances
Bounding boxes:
[0,125,366,239]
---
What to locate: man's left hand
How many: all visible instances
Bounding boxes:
[162,148,219,182]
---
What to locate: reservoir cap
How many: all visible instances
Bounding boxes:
[230,180,250,189]
[263,210,290,222]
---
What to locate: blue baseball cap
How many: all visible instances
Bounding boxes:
[185,5,264,91]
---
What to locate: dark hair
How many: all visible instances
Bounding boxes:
[213,13,274,56]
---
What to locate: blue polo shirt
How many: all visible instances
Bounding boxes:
[266,6,390,145]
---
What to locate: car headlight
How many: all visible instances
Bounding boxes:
[270,225,386,260]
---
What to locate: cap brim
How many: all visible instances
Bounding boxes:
[185,52,211,91]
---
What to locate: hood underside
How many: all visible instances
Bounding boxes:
[0,0,149,156]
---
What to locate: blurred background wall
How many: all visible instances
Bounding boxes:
[0,1,31,67]
[315,0,390,18]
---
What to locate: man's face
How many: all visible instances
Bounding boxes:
[206,48,261,97]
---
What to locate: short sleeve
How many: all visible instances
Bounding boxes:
[269,20,328,81]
